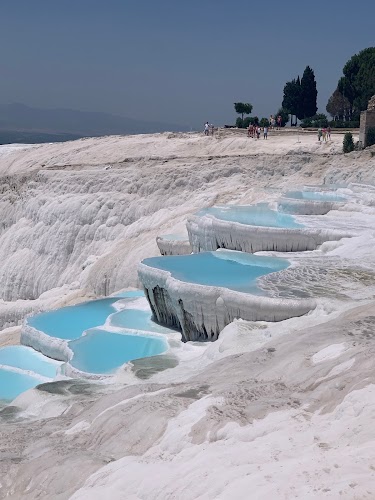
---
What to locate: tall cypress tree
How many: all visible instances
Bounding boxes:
[300,66,318,118]
[295,76,304,120]
[282,77,302,125]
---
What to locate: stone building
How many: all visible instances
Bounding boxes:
[359,95,375,148]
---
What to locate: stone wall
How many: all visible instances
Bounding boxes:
[359,95,375,148]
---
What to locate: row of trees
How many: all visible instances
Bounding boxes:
[233,47,374,130]
[282,66,318,125]
[326,47,375,122]
[234,66,318,129]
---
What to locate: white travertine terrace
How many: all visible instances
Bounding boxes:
[156,235,192,255]
[277,197,342,215]
[20,322,72,362]
[186,213,352,253]
[138,261,316,341]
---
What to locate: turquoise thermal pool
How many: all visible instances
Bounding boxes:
[142,250,289,294]
[113,290,145,298]
[27,297,121,340]
[0,368,43,403]
[69,328,168,374]
[196,204,303,228]
[110,308,175,333]
[0,345,61,378]
[283,191,346,202]
[0,345,62,402]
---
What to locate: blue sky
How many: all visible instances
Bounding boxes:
[1,0,374,128]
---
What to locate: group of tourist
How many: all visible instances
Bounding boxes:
[317,126,331,142]
[204,122,214,136]
[269,115,282,129]
[247,124,268,139]
[204,118,332,142]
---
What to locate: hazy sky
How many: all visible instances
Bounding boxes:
[1,0,374,128]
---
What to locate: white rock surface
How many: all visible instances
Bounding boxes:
[0,132,375,499]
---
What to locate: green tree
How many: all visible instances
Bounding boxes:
[300,66,318,118]
[343,132,355,153]
[336,47,375,113]
[326,89,351,121]
[282,77,302,124]
[234,102,253,122]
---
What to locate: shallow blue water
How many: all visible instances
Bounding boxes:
[69,329,167,374]
[0,368,43,402]
[142,250,289,293]
[196,204,303,228]
[0,346,60,378]
[28,298,121,340]
[113,290,145,298]
[110,309,174,333]
[284,191,346,202]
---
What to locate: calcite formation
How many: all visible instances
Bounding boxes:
[277,197,341,215]
[156,236,192,256]
[21,322,72,361]
[138,262,316,341]
[186,214,352,254]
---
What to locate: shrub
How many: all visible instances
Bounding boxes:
[243,117,251,128]
[235,117,244,128]
[300,114,328,128]
[329,120,360,129]
[259,118,270,127]
[300,118,312,128]
[343,132,355,153]
[366,127,375,147]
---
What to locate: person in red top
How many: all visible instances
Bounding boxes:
[277,115,282,129]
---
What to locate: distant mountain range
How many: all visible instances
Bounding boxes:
[0,103,189,144]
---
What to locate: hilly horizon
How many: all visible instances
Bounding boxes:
[0,103,190,144]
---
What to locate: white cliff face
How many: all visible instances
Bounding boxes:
[0,134,373,331]
[0,133,360,328]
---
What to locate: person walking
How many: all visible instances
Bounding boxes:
[322,127,327,142]
[204,122,209,136]
[263,126,268,139]
[317,127,322,142]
